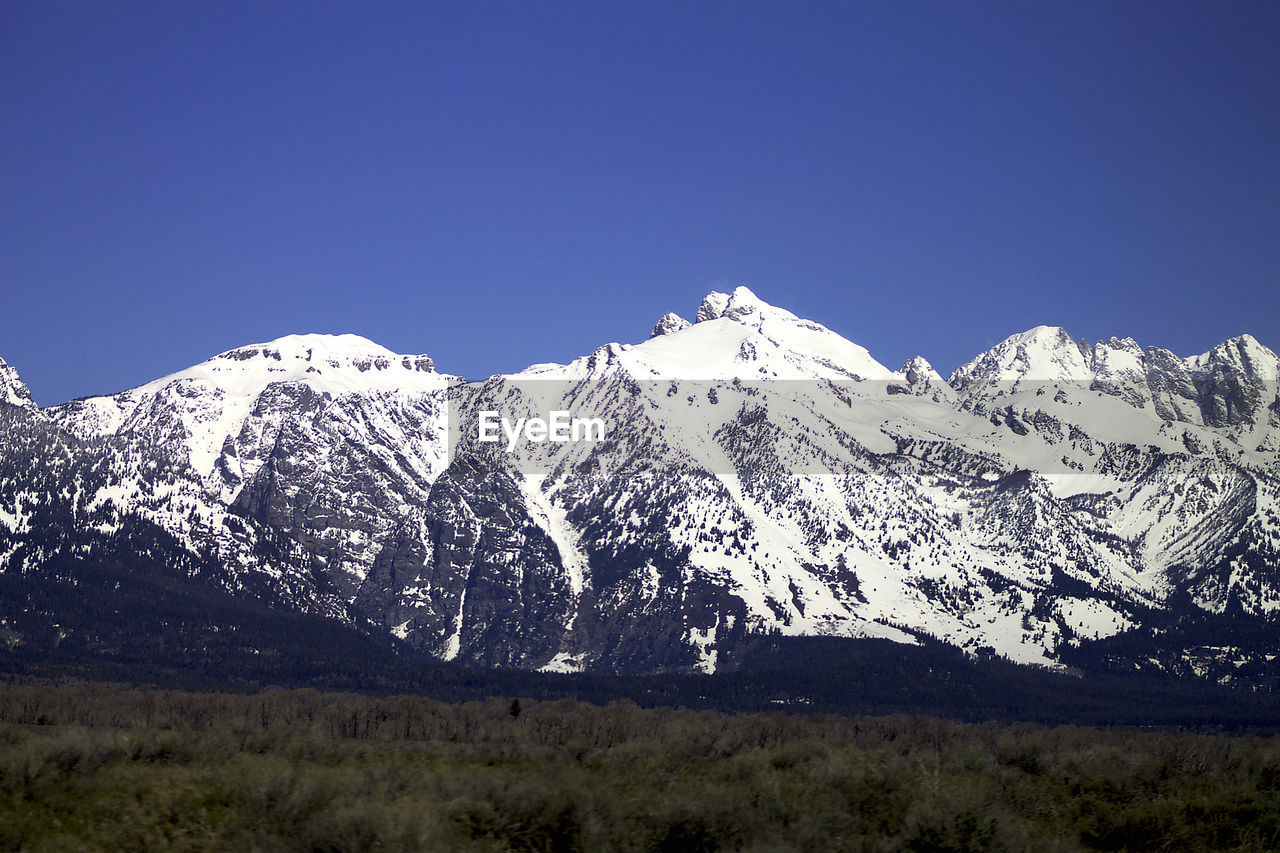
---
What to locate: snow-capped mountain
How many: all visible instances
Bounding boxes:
[950,325,1279,451]
[44,334,454,613]
[1,289,1276,680]
[55,333,447,484]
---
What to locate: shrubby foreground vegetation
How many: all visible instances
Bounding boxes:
[2,683,1280,851]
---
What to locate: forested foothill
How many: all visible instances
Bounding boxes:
[3,630,1279,730]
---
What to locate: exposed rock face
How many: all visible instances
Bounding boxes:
[0,357,34,410]
[650,313,692,338]
[893,356,956,403]
[951,328,1280,444]
[696,291,731,322]
[1,302,1277,678]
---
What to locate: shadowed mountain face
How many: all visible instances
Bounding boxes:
[1,290,1277,679]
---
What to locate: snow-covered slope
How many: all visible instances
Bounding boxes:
[952,327,1279,451]
[944,324,1279,621]
[1,293,1276,678]
[0,357,35,411]
[632,286,897,381]
[55,334,448,483]
[391,290,1277,672]
[951,325,1094,392]
[37,334,455,612]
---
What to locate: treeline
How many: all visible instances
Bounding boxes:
[5,633,1280,731]
[3,682,1280,850]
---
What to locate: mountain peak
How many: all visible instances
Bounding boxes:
[894,356,955,400]
[695,286,801,326]
[948,325,1092,392]
[0,355,35,410]
[1210,332,1274,357]
[205,333,437,373]
[696,291,732,322]
[650,313,692,339]
[899,355,943,381]
[626,288,892,381]
[1194,333,1279,381]
[727,284,763,307]
[1007,325,1076,347]
[217,333,399,363]
[1093,335,1142,355]
[125,333,443,402]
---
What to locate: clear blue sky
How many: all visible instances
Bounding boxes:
[3,1,1278,404]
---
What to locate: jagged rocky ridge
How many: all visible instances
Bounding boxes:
[1,289,1277,678]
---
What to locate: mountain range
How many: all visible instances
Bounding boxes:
[1,288,1277,685]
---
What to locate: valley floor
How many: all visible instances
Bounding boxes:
[1,684,1279,851]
